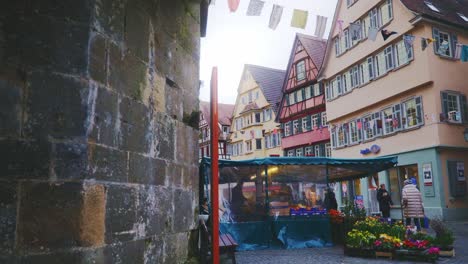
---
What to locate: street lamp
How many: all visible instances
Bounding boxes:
[464,128,468,142]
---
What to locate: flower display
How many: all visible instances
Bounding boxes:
[402,239,430,250]
[329,209,344,224]
[427,247,440,255]
[373,234,402,251]
[346,229,376,248]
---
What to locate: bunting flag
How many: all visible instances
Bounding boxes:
[392,118,399,128]
[455,44,463,59]
[357,121,362,129]
[228,0,240,12]
[421,38,428,51]
[337,19,344,37]
[269,4,283,30]
[291,9,308,29]
[403,34,416,54]
[246,0,264,16]
[438,40,449,54]
[461,45,468,62]
[368,27,379,41]
[315,15,328,39]
[381,29,397,41]
[349,22,361,41]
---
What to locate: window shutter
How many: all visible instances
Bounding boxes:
[461,94,468,123]
[320,144,326,157]
[441,91,449,117]
[289,122,293,134]
[306,115,312,130]
[451,33,458,58]
[432,28,440,55]
[416,97,423,125]
[447,161,467,197]
[317,112,322,127]
[298,120,303,133]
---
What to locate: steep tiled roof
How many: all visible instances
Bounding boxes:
[240,102,260,114]
[245,64,286,113]
[200,101,234,126]
[400,0,468,28]
[297,34,327,69]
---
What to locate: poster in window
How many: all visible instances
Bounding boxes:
[423,163,435,197]
[457,162,465,181]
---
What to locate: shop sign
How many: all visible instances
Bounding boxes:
[354,195,364,209]
[457,162,465,181]
[423,163,435,197]
[360,144,381,155]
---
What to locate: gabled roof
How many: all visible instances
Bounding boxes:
[400,0,468,29]
[297,34,327,70]
[240,102,260,114]
[200,101,235,126]
[245,64,286,113]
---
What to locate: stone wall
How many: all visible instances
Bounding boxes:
[0,0,201,263]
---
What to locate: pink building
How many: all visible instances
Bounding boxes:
[277,34,331,157]
[199,101,234,160]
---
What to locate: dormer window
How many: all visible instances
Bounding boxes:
[458,13,468,22]
[424,1,440,13]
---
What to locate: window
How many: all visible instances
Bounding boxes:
[321,112,328,127]
[352,66,360,88]
[344,30,350,50]
[361,17,368,38]
[246,140,252,152]
[315,145,321,157]
[311,114,318,130]
[305,146,313,156]
[313,84,321,96]
[384,46,394,71]
[337,124,348,147]
[288,92,296,105]
[294,119,301,134]
[265,135,270,149]
[305,86,312,99]
[284,121,291,136]
[296,60,306,81]
[442,91,467,123]
[402,97,423,128]
[359,63,369,85]
[296,148,303,157]
[369,8,379,28]
[331,128,337,148]
[433,28,456,58]
[256,139,262,150]
[235,118,243,130]
[302,116,310,132]
[382,105,401,135]
[375,51,386,77]
[424,1,440,12]
[380,0,393,25]
[362,115,374,140]
[287,150,294,157]
[335,37,341,56]
[296,89,304,102]
[348,119,362,144]
[255,112,261,123]
[325,82,332,100]
[255,91,259,100]
[325,143,331,157]
[458,13,468,22]
[367,57,374,80]
[347,0,357,7]
[263,108,272,122]
[394,40,413,67]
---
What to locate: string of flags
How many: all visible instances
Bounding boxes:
[213,0,329,38]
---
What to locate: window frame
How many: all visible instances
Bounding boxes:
[402,97,424,129]
[296,60,306,81]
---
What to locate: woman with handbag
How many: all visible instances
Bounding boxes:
[402,179,424,231]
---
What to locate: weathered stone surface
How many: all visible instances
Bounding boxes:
[173,189,193,233]
[88,33,108,85]
[0,79,22,137]
[105,184,138,243]
[88,86,119,147]
[88,144,128,182]
[53,140,88,180]
[164,232,190,264]
[0,181,17,254]
[93,0,127,41]
[137,186,173,238]
[23,72,88,139]
[17,182,105,251]
[0,139,50,179]
[125,2,150,62]
[128,153,166,186]
[119,96,151,153]
[154,113,175,160]
[103,239,145,264]
[143,236,165,264]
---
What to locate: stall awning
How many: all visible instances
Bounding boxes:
[201,156,398,183]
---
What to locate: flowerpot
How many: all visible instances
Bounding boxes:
[344,245,374,258]
[395,249,437,263]
[375,251,394,260]
[439,248,455,257]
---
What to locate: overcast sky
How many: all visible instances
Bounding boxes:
[199,0,338,104]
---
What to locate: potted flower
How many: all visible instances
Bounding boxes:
[374,234,401,259]
[329,209,345,245]
[344,229,376,257]
[430,218,455,257]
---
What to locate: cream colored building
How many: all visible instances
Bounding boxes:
[228,65,286,160]
[320,0,468,220]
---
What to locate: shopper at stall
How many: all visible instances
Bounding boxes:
[402,179,424,231]
[324,188,338,211]
[377,184,393,218]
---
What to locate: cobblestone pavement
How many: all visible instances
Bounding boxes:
[235,222,468,264]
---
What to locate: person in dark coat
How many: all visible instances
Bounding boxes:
[377,184,393,218]
[324,188,338,211]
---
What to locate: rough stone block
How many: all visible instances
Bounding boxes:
[118,97,152,153]
[142,236,164,264]
[103,239,145,264]
[88,33,108,85]
[23,72,88,139]
[87,144,128,182]
[125,2,150,62]
[173,189,193,233]
[94,0,126,41]
[0,139,50,179]
[17,182,105,251]
[154,113,175,160]
[137,186,173,238]
[166,162,183,187]
[164,232,190,263]
[53,140,88,180]
[0,181,17,254]
[128,153,166,186]
[88,87,119,147]
[108,43,148,100]
[105,184,138,243]
[0,79,22,137]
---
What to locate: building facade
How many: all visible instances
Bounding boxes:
[320,0,468,220]
[199,101,234,160]
[277,34,331,158]
[228,65,286,160]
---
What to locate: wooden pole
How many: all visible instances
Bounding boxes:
[210,67,220,264]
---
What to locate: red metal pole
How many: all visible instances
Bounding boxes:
[210,67,220,264]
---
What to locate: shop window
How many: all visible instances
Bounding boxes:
[388,164,419,206]
[353,179,362,196]
[296,60,306,81]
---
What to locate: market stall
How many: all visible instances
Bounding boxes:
[199,156,398,251]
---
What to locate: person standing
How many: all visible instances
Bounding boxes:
[402,179,424,231]
[324,188,338,211]
[377,184,393,218]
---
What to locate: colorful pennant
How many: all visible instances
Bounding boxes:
[315,15,328,39]
[368,27,379,41]
[291,9,308,29]
[349,23,361,41]
[381,29,397,41]
[228,0,240,12]
[246,0,264,16]
[269,4,283,30]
